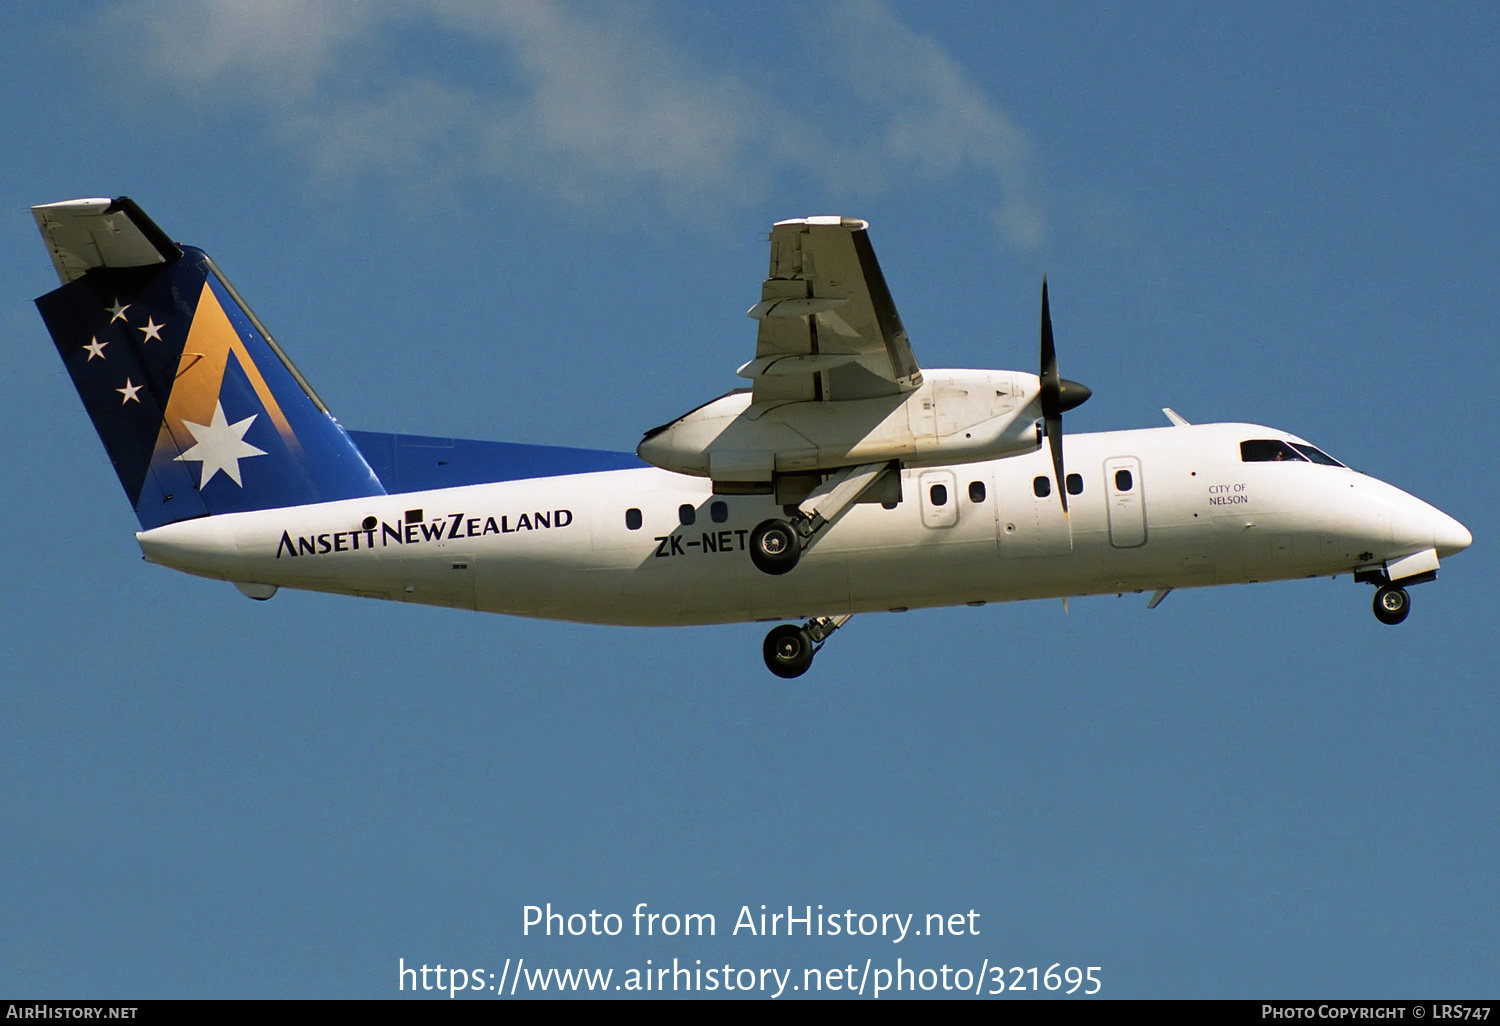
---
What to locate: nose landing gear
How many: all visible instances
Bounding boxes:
[762,615,851,678]
[1372,584,1410,625]
[1355,562,1429,626]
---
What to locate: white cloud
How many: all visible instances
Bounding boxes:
[433,2,793,209]
[102,0,1046,245]
[828,0,1046,245]
[102,0,380,102]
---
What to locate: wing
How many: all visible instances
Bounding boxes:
[739,217,922,404]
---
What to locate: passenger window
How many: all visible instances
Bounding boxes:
[678,504,696,526]
[930,483,948,506]
[710,500,728,523]
[968,481,986,503]
[1066,473,1083,495]
[625,508,642,530]
[1033,476,1051,498]
[1115,469,1133,491]
[1240,439,1308,463]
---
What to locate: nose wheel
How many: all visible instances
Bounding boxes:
[1372,584,1410,625]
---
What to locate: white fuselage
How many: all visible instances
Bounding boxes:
[135,422,1470,626]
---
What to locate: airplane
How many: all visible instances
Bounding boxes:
[31,198,1472,678]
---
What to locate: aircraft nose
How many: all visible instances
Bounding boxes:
[1433,509,1472,558]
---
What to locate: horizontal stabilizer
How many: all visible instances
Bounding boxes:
[32,197,182,285]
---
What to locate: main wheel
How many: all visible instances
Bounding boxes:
[749,518,801,575]
[1372,584,1410,625]
[763,624,816,678]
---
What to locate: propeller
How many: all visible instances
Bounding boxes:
[1037,277,1091,515]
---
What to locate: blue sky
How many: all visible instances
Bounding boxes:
[2,1,1496,999]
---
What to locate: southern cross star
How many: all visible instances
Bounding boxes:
[174,400,267,488]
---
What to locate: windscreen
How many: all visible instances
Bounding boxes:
[1289,443,1345,467]
[1240,439,1347,467]
[1240,439,1305,462]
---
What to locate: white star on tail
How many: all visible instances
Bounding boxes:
[108,299,130,323]
[174,401,267,488]
[84,336,108,361]
[139,317,164,343]
[117,379,141,403]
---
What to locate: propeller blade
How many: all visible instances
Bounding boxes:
[1036,277,1088,518]
[1039,277,1058,412]
[1046,413,1068,516]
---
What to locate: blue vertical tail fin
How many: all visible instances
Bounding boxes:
[33,197,386,530]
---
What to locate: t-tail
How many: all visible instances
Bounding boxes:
[32,197,386,530]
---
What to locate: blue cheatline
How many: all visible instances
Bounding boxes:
[347,432,645,494]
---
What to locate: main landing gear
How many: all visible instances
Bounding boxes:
[749,519,801,575]
[748,462,893,576]
[762,615,850,678]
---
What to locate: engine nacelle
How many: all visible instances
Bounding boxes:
[637,369,1043,486]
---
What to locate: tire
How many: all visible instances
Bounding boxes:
[763,624,816,678]
[749,519,801,575]
[1372,584,1410,625]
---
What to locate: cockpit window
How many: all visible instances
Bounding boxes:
[1240,439,1308,463]
[1289,443,1346,467]
[1240,439,1347,466]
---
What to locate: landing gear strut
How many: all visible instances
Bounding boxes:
[748,462,894,576]
[1372,584,1410,625]
[762,615,850,678]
